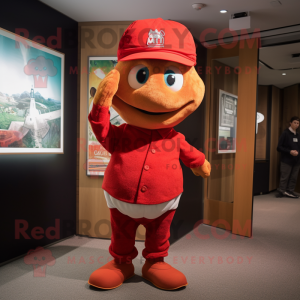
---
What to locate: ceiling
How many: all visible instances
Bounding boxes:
[39,0,300,42]
[259,42,300,88]
[216,42,300,89]
[259,42,300,69]
[39,0,300,89]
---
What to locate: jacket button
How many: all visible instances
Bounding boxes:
[144,165,149,170]
[151,149,156,154]
[141,186,147,192]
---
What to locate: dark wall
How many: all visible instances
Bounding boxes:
[0,0,78,264]
[253,161,270,195]
[253,85,272,194]
[171,39,207,243]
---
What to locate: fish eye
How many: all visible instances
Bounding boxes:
[35,67,39,70]
[164,66,183,92]
[128,65,149,89]
[43,67,47,70]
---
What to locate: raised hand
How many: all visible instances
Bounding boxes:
[93,69,120,107]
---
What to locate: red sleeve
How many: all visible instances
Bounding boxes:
[88,104,125,154]
[178,133,205,168]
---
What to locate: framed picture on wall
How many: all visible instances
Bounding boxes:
[218,89,238,154]
[0,27,64,154]
[87,57,125,176]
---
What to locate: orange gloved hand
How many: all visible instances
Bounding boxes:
[191,159,211,178]
[93,69,120,108]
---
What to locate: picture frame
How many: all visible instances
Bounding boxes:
[0,27,64,154]
[87,57,125,176]
[218,89,238,154]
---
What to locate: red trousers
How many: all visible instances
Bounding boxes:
[109,208,176,263]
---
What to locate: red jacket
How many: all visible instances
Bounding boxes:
[88,104,205,205]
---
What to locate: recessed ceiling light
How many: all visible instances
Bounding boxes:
[220,10,228,13]
[282,73,286,75]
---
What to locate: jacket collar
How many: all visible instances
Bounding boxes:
[129,125,173,139]
[289,126,296,135]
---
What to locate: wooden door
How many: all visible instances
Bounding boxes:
[204,39,259,237]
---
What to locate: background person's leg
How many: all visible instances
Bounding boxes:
[278,162,292,195]
[286,162,300,197]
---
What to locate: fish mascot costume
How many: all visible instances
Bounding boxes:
[88,18,211,290]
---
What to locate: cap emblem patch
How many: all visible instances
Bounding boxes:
[147,29,165,48]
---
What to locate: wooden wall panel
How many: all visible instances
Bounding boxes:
[255,85,268,160]
[77,21,146,240]
[204,198,233,229]
[269,86,282,191]
[204,45,239,230]
[207,60,238,203]
[282,84,299,129]
[232,39,258,237]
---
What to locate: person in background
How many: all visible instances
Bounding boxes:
[277,116,300,198]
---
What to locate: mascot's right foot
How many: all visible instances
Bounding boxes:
[88,259,135,289]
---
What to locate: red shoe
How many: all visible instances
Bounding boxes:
[142,259,188,290]
[88,259,135,289]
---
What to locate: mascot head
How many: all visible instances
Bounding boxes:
[112,18,205,129]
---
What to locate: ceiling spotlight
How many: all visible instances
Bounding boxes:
[192,3,206,10]
[220,10,228,13]
[282,73,286,75]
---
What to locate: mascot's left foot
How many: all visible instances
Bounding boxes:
[142,259,188,290]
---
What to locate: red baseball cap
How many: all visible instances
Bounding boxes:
[117,18,196,66]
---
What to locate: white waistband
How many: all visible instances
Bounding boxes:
[104,191,181,219]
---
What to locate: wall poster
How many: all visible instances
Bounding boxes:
[0,27,64,153]
[87,57,125,176]
[218,89,238,154]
